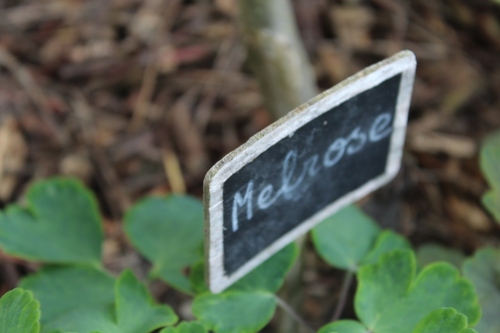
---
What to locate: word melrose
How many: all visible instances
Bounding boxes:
[231,112,393,232]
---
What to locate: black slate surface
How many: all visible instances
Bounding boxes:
[222,74,402,275]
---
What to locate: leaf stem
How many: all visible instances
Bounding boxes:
[275,295,315,333]
[331,270,354,322]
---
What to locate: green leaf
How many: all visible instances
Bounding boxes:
[0,288,40,333]
[192,244,298,333]
[360,230,411,266]
[229,242,298,292]
[412,308,478,333]
[312,205,380,271]
[190,244,298,295]
[0,178,103,266]
[115,270,178,332]
[480,130,500,192]
[124,195,204,294]
[189,261,209,295]
[480,130,500,223]
[462,247,500,333]
[19,265,115,333]
[318,320,368,333]
[159,322,208,333]
[192,292,275,333]
[482,190,500,222]
[417,244,466,269]
[20,266,177,333]
[355,250,481,333]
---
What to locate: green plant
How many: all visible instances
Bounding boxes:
[0,176,492,333]
[0,288,40,333]
[480,130,500,223]
[462,248,500,333]
[0,179,178,333]
[312,207,480,333]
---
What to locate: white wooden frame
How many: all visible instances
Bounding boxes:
[204,50,416,293]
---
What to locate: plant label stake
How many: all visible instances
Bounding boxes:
[204,50,416,293]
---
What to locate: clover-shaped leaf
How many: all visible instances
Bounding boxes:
[114,270,178,332]
[360,230,411,266]
[413,308,478,333]
[0,288,40,333]
[357,250,480,332]
[463,247,500,333]
[0,178,103,266]
[160,322,208,333]
[319,250,481,333]
[312,205,409,271]
[125,195,204,294]
[312,205,381,271]
[20,266,115,333]
[20,266,177,333]
[480,130,500,222]
[192,243,298,333]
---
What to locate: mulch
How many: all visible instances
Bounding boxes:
[1,0,500,330]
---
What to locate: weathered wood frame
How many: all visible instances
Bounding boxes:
[204,50,417,293]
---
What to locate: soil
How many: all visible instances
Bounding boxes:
[0,0,499,331]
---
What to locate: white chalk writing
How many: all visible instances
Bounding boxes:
[231,113,393,232]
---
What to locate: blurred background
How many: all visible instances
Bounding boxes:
[0,0,499,328]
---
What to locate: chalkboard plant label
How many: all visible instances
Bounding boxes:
[204,50,416,293]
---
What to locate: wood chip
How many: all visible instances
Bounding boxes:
[0,117,27,201]
[330,6,375,49]
[448,196,492,232]
[409,132,476,158]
